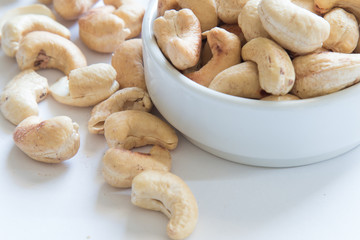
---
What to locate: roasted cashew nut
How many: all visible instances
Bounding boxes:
[157,0,180,16]
[314,0,360,20]
[113,2,145,39]
[1,14,71,57]
[153,9,202,71]
[15,31,87,75]
[13,116,80,163]
[131,170,198,240]
[53,0,99,20]
[0,70,48,125]
[216,0,248,24]
[88,87,153,134]
[104,110,178,150]
[50,63,119,107]
[261,94,300,101]
[102,146,171,188]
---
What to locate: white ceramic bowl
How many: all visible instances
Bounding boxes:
[142,0,360,167]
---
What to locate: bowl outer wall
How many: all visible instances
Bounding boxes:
[141,0,360,167]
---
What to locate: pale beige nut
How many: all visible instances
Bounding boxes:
[291,0,317,13]
[259,0,330,54]
[88,87,153,134]
[104,110,178,150]
[242,37,295,96]
[79,6,131,53]
[209,62,265,99]
[1,14,70,57]
[216,0,248,24]
[291,52,360,98]
[103,0,130,8]
[0,70,48,125]
[323,8,359,53]
[261,94,300,101]
[50,63,119,107]
[177,0,218,32]
[53,0,99,20]
[0,3,55,42]
[111,39,146,90]
[314,0,360,19]
[238,0,271,42]
[13,116,80,163]
[131,170,198,240]
[102,146,171,188]
[15,31,87,75]
[113,2,145,39]
[186,27,241,87]
[154,9,202,71]
[158,0,180,16]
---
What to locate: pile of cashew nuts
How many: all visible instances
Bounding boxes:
[0,1,198,239]
[155,0,360,100]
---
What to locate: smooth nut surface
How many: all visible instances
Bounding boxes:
[216,0,248,24]
[53,0,98,20]
[113,3,145,39]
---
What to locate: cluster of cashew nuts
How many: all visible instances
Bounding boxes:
[155,0,360,100]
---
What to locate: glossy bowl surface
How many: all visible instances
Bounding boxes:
[142,0,360,167]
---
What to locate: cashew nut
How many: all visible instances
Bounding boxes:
[291,0,317,13]
[291,51,360,98]
[209,62,265,99]
[153,9,202,71]
[104,110,178,150]
[220,24,246,46]
[53,0,99,20]
[13,116,80,163]
[216,0,248,24]
[50,63,119,107]
[323,8,359,53]
[186,27,241,87]
[38,0,53,5]
[15,31,87,75]
[176,0,218,32]
[131,170,198,240]
[102,146,171,188]
[157,0,180,16]
[242,37,295,96]
[78,6,131,53]
[0,70,48,125]
[88,87,153,134]
[259,0,330,54]
[314,0,360,19]
[111,39,146,90]
[1,14,71,57]
[113,2,145,39]
[261,94,300,101]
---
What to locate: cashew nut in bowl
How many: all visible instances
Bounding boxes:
[157,0,180,16]
[216,0,248,24]
[323,8,359,54]
[102,146,171,188]
[219,24,246,47]
[153,9,202,71]
[0,70,48,125]
[104,110,178,150]
[78,6,131,53]
[242,37,295,96]
[186,27,241,87]
[314,0,360,19]
[1,14,71,57]
[131,170,198,240]
[261,94,300,101]
[259,0,330,54]
[88,87,153,134]
[53,0,99,20]
[15,31,87,75]
[50,63,119,107]
[111,39,147,90]
[291,52,360,99]
[13,116,80,163]
[113,2,145,39]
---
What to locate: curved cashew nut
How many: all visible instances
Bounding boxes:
[53,0,99,20]
[261,94,300,101]
[0,3,55,42]
[177,0,218,32]
[323,8,359,53]
[314,0,360,19]
[209,62,265,99]
[291,52,360,98]
[13,116,80,163]
[104,110,178,150]
[186,27,241,87]
[216,0,248,24]
[102,146,171,188]
[1,14,71,57]
[111,39,146,90]
[242,37,295,96]
[113,2,145,39]
[50,63,119,107]
[154,9,202,71]
[88,87,153,134]
[259,0,330,54]
[78,6,131,53]
[131,170,198,240]
[0,70,48,125]
[157,0,180,16]
[15,31,87,75]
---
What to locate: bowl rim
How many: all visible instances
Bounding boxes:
[142,0,360,110]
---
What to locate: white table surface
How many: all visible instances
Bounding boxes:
[1,1,360,240]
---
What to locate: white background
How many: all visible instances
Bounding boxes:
[1,0,360,239]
